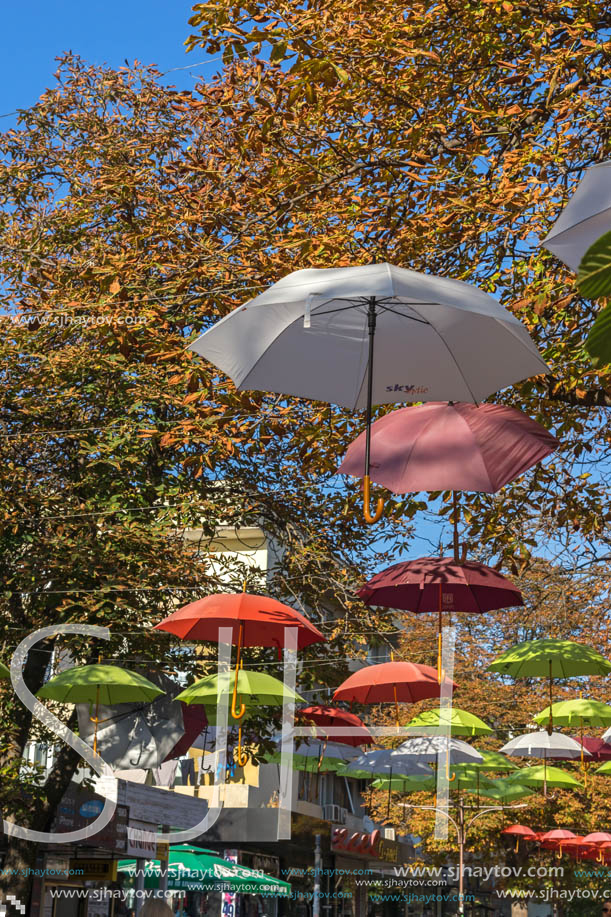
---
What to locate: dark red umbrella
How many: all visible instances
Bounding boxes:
[297,705,374,747]
[359,557,522,676]
[163,704,208,761]
[339,402,558,494]
[571,737,611,761]
[333,661,456,726]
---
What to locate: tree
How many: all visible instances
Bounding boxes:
[185,0,611,570]
[0,55,398,904]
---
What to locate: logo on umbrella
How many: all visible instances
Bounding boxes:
[385,384,430,393]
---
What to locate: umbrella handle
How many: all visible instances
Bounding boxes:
[236,725,249,767]
[445,759,455,782]
[514,838,519,854]
[231,673,246,720]
[363,476,384,525]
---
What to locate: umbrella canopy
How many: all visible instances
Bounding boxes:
[476,780,534,803]
[594,761,611,776]
[488,639,611,679]
[553,737,611,762]
[371,775,437,793]
[506,765,583,789]
[404,706,493,737]
[339,401,558,493]
[189,263,548,523]
[119,846,291,895]
[176,669,304,709]
[541,161,611,271]
[0,662,9,680]
[37,665,164,706]
[502,825,536,838]
[297,705,374,746]
[499,731,589,760]
[155,592,325,650]
[359,557,523,615]
[333,661,456,705]
[584,832,611,843]
[75,669,201,770]
[534,699,611,729]
[395,737,483,765]
[468,749,518,772]
[338,749,434,779]
[541,829,576,842]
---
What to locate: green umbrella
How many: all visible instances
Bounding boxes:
[37,664,164,752]
[534,698,611,729]
[266,741,356,773]
[119,846,291,895]
[405,707,493,737]
[176,669,304,765]
[594,761,611,776]
[469,749,519,772]
[473,779,534,803]
[488,639,611,732]
[506,764,583,790]
[372,775,437,793]
[0,662,10,680]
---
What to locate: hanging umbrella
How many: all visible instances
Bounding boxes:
[541,161,611,271]
[0,662,9,680]
[554,736,611,762]
[296,705,374,747]
[488,639,611,733]
[500,731,588,797]
[75,669,203,770]
[594,761,611,776]
[333,661,456,726]
[189,263,549,523]
[468,749,518,772]
[404,706,493,737]
[503,824,537,853]
[37,665,165,753]
[475,780,534,804]
[396,736,483,766]
[338,749,434,779]
[176,669,304,765]
[372,775,437,793]
[584,832,611,844]
[156,592,325,725]
[339,401,558,547]
[505,764,583,791]
[359,558,522,676]
[534,699,611,729]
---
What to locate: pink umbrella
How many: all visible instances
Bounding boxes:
[339,401,558,558]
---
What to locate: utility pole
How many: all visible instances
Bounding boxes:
[313,834,322,917]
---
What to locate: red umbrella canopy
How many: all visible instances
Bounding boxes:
[333,661,456,705]
[502,825,536,837]
[155,593,325,650]
[359,557,523,615]
[557,837,590,857]
[583,832,611,844]
[297,705,374,747]
[572,737,611,761]
[540,829,576,848]
[338,401,559,494]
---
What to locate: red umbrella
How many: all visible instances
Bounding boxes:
[502,824,536,853]
[540,829,576,850]
[359,557,522,677]
[339,402,558,494]
[571,737,611,761]
[556,836,591,860]
[297,705,374,747]
[583,832,611,844]
[333,661,456,726]
[155,593,325,755]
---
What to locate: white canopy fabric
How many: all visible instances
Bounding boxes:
[339,748,434,777]
[189,263,549,411]
[541,161,611,271]
[499,730,590,759]
[395,736,483,765]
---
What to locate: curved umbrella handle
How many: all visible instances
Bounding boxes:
[514,838,519,854]
[231,674,246,721]
[236,724,249,767]
[363,476,384,525]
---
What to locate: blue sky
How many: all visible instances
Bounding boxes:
[0,0,215,126]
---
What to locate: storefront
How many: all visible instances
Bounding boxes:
[331,825,414,917]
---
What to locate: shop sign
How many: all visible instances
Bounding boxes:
[126,819,158,858]
[376,838,399,863]
[331,827,381,857]
[53,784,128,853]
[156,842,170,862]
[68,859,117,881]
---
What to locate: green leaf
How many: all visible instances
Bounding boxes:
[577,229,611,299]
[585,303,611,367]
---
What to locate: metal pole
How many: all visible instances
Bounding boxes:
[134,857,145,915]
[458,802,465,916]
[313,833,322,917]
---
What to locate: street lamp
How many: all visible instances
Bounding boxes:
[401,801,528,914]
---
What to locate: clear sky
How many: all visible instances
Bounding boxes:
[0,0,216,125]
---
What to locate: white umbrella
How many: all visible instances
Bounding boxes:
[395,736,483,765]
[338,748,433,778]
[541,161,611,271]
[499,730,589,760]
[190,264,549,522]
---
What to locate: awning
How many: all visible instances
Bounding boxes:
[118,846,291,896]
